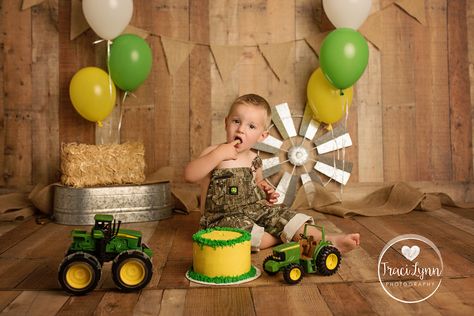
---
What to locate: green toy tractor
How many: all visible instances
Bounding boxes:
[58,214,153,295]
[263,224,341,284]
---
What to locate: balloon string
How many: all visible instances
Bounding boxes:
[91,39,113,99]
[118,91,129,133]
[322,126,336,187]
[340,95,349,199]
[107,40,113,99]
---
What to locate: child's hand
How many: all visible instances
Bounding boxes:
[215,140,240,161]
[260,180,279,204]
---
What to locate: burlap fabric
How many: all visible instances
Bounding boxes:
[291,181,474,217]
[0,193,36,221]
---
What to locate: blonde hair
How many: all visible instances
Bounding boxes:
[228,94,272,128]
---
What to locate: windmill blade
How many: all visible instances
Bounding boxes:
[300,171,323,206]
[275,171,298,206]
[299,105,319,140]
[272,103,297,139]
[262,157,281,178]
[252,135,283,154]
[301,170,323,185]
[314,125,352,155]
[300,173,315,206]
[315,132,352,155]
[314,155,353,185]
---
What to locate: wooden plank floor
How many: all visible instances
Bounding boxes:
[0,207,473,315]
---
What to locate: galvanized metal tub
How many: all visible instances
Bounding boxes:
[54,182,173,225]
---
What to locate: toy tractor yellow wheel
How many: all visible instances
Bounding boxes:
[58,252,102,295]
[316,246,341,276]
[112,250,153,292]
[283,263,304,284]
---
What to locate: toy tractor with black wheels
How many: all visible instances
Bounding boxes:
[58,214,153,295]
[263,224,341,284]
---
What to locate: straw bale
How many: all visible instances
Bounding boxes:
[60,142,146,187]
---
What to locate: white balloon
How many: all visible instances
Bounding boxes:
[83,0,134,40]
[323,0,372,30]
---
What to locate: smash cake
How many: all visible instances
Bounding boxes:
[186,227,260,285]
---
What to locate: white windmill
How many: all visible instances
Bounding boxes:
[253,102,353,206]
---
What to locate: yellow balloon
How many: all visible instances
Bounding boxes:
[69,67,116,125]
[307,68,353,125]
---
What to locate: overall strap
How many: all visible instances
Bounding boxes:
[251,155,262,173]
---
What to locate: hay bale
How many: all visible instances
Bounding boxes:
[61,142,146,187]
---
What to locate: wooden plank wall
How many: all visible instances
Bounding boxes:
[470,0,474,179]
[0,0,472,192]
[2,1,33,188]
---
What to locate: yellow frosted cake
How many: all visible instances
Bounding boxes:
[186,227,259,284]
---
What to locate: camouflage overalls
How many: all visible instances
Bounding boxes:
[200,156,313,249]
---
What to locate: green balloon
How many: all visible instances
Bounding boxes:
[319,28,369,90]
[109,34,152,91]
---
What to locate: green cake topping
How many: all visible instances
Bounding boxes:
[192,227,251,248]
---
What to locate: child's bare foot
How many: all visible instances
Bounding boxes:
[328,233,360,253]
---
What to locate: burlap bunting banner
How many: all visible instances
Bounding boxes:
[21,0,45,10]
[29,0,427,49]
[258,42,294,81]
[395,0,426,25]
[161,37,195,76]
[70,0,89,40]
[359,10,384,50]
[304,32,329,57]
[210,45,244,81]
[33,0,428,75]
[123,25,150,39]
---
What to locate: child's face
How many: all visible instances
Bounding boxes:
[225,103,269,151]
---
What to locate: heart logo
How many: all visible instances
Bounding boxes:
[401,245,420,261]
